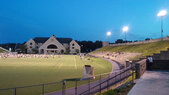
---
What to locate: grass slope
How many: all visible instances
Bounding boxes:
[0,55,112,95]
[0,48,4,53]
[101,84,134,95]
[93,40,169,57]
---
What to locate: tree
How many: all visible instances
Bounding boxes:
[145,38,150,41]
[75,49,80,53]
[65,48,70,54]
[115,39,124,43]
[32,48,38,54]
[77,40,103,53]
[18,44,27,54]
[95,41,102,48]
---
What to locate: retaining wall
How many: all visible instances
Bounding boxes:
[134,59,146,79]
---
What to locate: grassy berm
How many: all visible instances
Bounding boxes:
[101,84,134,95]
[93,40,169,57]
[0,48,4,53]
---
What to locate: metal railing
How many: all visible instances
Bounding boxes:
[61,66,134,95]
[0,66,135,95]
[0,80,63,95]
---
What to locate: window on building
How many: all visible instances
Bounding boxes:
[37,46,38,48]
[30,46,32,48]
[72,47,74,49]
[30,43,32,45]
[72,43,75,46]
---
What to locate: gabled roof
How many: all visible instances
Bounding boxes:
[33,37,72,44]
[33,37,49,43]
[56,38,72,44]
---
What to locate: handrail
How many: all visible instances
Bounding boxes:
[79,67,132,95]
[0,81,62,90]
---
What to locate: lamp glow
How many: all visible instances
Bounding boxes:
[122,26,129,33]
[157,10,167,17]
[106,31,111,36]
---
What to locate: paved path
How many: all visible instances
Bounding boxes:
[128,70,169,95]
[46,58,121,95]
[106,58,121,72]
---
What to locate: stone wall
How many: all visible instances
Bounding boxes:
[152,48,169,69]
[134,59,146,79]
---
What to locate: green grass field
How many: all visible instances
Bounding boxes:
[0,55,112,95]
[93,40,169,57]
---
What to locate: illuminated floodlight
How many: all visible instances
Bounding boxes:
[157,10,167,40]
[106,31,111,36]
[122,26,129,41]
[157,10,167,17]
[122,26,129,33]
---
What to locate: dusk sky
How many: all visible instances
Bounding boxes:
[0,0,169,43]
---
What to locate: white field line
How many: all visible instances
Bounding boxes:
[74,56,77,70]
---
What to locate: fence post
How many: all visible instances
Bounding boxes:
[42,84,45,95]
[88,79,90,94]
[14,88,16,95]
[107,74,110,91]
[132,66,134,83]
[120,70,121,82]
[75,80,77,95]
[99,74,102,94]
[125,67,127,78]
[62,80,66,95]
[114,72,116,85]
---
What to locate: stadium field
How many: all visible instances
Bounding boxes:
[0,55,112,95]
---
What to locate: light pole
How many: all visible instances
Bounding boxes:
[106,31,112,43]
[122,26,129,42]
[157,10,167,41]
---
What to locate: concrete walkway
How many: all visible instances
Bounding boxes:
[46,58,121,95]
[128,70,169,95]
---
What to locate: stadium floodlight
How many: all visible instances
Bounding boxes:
[122,26,129,33]
[157,10,167,41]
[157,10,167,17]
[122,26,129,41]
[106,31,112,36]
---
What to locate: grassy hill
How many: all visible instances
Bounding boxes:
[93,40,169,57]
[0,48,4,53]
[0,47,8,53]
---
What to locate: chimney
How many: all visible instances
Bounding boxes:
[52,35,56,38]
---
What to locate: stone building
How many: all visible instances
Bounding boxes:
[25,35,81,54]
